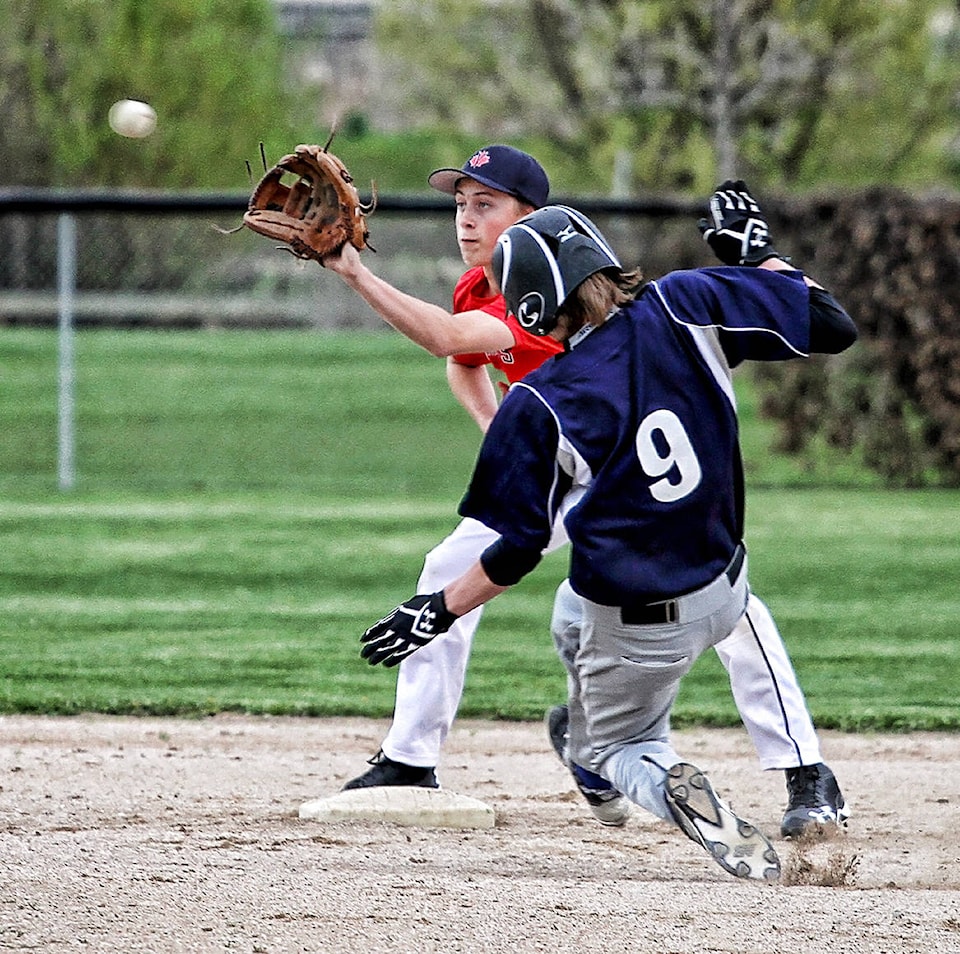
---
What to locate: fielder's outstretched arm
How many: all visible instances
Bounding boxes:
[321,243,515,357]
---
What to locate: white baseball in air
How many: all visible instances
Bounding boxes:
[108,99,157,139]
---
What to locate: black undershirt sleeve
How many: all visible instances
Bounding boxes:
[479,536,544,587]
[808,286,858,354]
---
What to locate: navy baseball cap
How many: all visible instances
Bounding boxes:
[428,145,549,209]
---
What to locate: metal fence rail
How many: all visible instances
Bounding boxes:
[0,188,705,215]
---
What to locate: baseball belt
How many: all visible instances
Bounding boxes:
[620,542,746,626]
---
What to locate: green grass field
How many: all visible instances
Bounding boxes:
[2,329,956,730]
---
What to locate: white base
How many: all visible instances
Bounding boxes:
[299,786,495,830]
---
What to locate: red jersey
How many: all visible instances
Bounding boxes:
[450,266,563,385]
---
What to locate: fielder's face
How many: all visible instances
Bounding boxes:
[454,179,532,272]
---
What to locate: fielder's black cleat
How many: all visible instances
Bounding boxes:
[341,750,439,791]
[781,762,850,838]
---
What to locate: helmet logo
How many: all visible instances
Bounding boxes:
[468,149,491,169]
[516,293,545,329]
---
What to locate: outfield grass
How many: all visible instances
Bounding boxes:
[1,330,956,730]
[3,329,480,499]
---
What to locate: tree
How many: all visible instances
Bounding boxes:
[374,0,960,194]
[0,0,296,188]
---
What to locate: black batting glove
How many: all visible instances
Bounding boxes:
[698,179,783,266]
[360,591,459,668]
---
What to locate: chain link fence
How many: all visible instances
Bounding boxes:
[0,191,709,330]
[6,187,958,488]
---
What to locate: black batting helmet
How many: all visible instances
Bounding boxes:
[492,205,621,337]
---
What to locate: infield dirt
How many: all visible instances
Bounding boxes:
[2,715,958,953]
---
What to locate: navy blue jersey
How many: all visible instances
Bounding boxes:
[458,266,811,605]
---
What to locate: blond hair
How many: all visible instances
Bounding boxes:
[554,267,643,337]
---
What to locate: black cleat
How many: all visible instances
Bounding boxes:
[341,750,439,791]
[781,762,850,838]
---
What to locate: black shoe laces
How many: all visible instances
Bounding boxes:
[785,764,825,809]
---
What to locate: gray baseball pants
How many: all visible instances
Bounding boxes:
[552,549,749,821]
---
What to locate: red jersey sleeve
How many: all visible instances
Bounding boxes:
[450,266,563,384]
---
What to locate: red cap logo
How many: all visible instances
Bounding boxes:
[468,149,491,169]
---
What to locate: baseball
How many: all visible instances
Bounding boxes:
[108,99,157,139]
